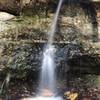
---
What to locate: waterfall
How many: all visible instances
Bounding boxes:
[39,0,63,97]
[40,45,56,92]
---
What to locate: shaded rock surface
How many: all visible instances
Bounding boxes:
[0,13,99,79]
[0,0,99,14]
[0,1,100,79]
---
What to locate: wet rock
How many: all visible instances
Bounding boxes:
[64,91,78,100]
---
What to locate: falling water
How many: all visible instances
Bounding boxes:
[48,0,63,45]
[39,0,63,97]
[40,45,56,92]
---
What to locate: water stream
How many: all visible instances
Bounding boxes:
[39,0,63,99]
[48,0,63,45]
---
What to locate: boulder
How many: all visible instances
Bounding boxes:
[0,12,15,21]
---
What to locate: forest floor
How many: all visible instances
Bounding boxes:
[0,74,100,100]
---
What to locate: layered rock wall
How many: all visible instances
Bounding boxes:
[0,0,100,78]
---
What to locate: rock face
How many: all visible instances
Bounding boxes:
[0,1,100,79]
[0,16,99,79]
[0,0,21,15]
[0,0,99,15]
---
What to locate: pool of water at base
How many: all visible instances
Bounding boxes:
[21,96,63,100]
